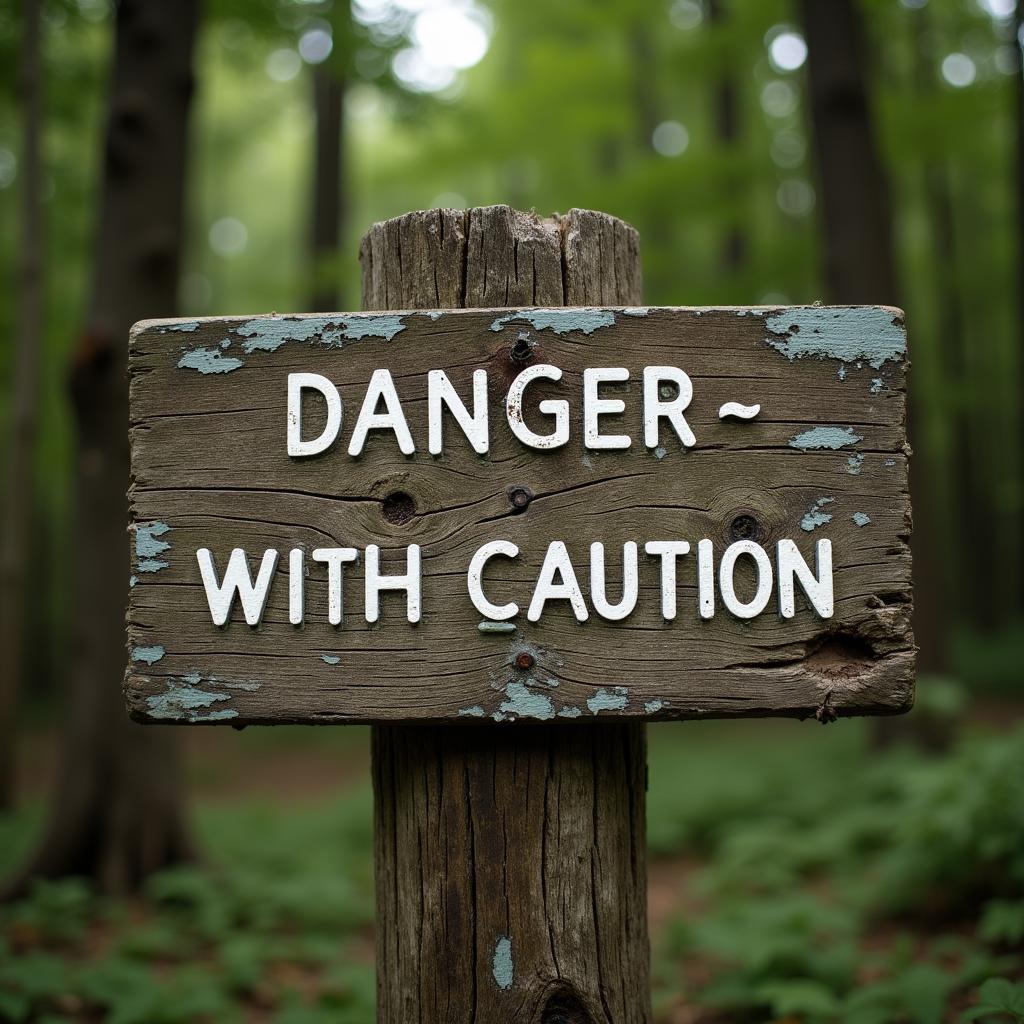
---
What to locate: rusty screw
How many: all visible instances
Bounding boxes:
[508,486,533,513]
[514,652,535,671]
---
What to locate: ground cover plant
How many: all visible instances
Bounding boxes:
[1,713,1021,1023]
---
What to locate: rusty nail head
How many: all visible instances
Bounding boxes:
[515,652,535,671]
[509,486,533,512]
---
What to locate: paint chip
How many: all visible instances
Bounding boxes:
[494,681,554,721]
[492,937,514,990]
[489,308,616,335]
[587,686,629,714]
[801,496,834,532]
[132,645,165,665]
[764,307,906,368]
[790,426,863,450]
[177,347,244,374]
[321,654,340,665]
[852,512,871,527]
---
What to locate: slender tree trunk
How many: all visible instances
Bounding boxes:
[908,10,991,629]
[1014,0,1024,616]
[0,0,44,812]
[708,0,745,275]
[309,64,343,312]
[3,0,199,898]
[799,0,946,674]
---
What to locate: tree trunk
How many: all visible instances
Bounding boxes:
[909,9,992,630]
[360,206,650,1024]
[799,0,945,673]
[1014,0,1024,616]
[708,0,745,275]
[309,64,343,312]
[0,0,44,811]
[3,0,199,898]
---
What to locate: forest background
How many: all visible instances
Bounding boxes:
[0,0,1022,1021]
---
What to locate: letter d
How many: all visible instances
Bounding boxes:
[287,372,342,457]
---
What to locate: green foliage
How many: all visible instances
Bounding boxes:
[960,979,1024,1023]
[649,723,1024,1021]
[0,786,375,1022]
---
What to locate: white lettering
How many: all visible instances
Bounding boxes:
[287,373,342,457]
[197,547,278,627]
[348,369,415,456]
[467,540,519,620]
[365,544,421,623]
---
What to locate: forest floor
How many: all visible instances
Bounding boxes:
[2,695,1023,1023]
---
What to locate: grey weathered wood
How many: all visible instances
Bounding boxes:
[125,304,913,725]
[364,206,649,1024]
[125,205,914,1022]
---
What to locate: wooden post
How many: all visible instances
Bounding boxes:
[360,206,651,1024]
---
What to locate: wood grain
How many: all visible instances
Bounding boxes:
[363,205,650,1024]
[126,303,913,726]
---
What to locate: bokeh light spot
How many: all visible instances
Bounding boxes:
[209,217,249,258]
[768,30,807,72]
[299,26,333,64]
[941,52,976,87]
[776,179,815,217]
[652,120,690,157]
[266,48,302,82]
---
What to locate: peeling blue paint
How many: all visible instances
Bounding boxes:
[146,680,238,722]
[492,937,514,990]
[764,307,906,368]
[847,452,865,475]
[790,426,863,450]
[132,645,165,665]
[129,575,138,588]
[852,512,872,527]
[135,521,171,559]
[177,347,244,374]
[321,654,340,665]
[135,522,171,572]
[339,315,407,342]
[162,321,199,332]
[494,681,554,721]
[870,377,883,394]
[459,705,486,717]
[654,446,668,460]
[236,317,325,353]
[587,686,629,714]
[884,458,896,467]
[801,497,834,532]
[489,308,615,335]
[558,706,582,718]
[478,621,516,633]
[421,311,444,320]
[234,314,406,354]
[644,700,665,713]
[837,364,847,381]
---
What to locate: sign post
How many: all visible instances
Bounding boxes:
[126,206,913,1022]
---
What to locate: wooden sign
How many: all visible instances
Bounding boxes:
[125,305,914,725]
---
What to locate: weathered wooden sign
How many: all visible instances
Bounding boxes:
[125,305,914,725]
